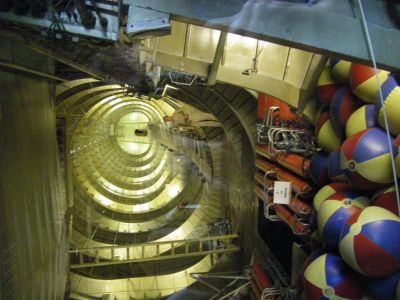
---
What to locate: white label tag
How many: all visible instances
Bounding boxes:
[273,181,292,205]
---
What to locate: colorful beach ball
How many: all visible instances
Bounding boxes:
[396,135,400,147]
[376,76,400,136]
[364,271,400,300]
[303,253,363,300]
[349,63,389,103]
[339,206,400,277]
[316,112,342,152]
[318,191,369,248]
[330,58,351,83]
[372,185,399,215]
[396,135,400,177]
[341,128,397,190]
[313,182,352,212]
[345,105,378,138]
[328,148,346,181]
[317,65,342,105]
[297,249,326,295]
[310,152,331,187]
[330,87,362,134]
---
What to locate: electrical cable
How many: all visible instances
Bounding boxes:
[356,0,400,216]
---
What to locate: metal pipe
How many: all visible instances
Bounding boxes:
[190,273,249,280]
[195,277,221,293]
[209,278,241,300]
[217,281,251,300]
[0,59,67,82]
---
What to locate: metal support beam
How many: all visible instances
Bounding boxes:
[297,55,328,116]
[126,0,400,70]
[191,273,249,280]
[0,29,105,80]
[217,281,251,300]
[0,59,67,82]
[208,32,227,86]
[26,43,104,80]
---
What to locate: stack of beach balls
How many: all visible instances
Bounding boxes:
[302,59,400,300]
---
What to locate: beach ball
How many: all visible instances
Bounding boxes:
[313,182,352,212]
[341,128,397,190]
[372,185,399,215]
[345,105,378,138]
[376,76,400,136]
[396,135,400,177]
[364,271,400,300]
[316,112,342,152]
[318,191,369,248]
[339,206,400,277]
[304,253,363,300]
[310,152,331,187]
[297,249,326,295]
[330,87,362,134]
[330,58,351,83]
[328,148,346,181]
[395,135,400,147]
[317,65,342,105]
[349,63,390,103]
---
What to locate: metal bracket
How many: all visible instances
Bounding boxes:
[126,6,171,39]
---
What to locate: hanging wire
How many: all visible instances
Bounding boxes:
[356,0,400,216]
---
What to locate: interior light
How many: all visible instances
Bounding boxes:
[128,143,138,151]
[136,203,150,211]
[167,184,181,197]
[97,194,112,206]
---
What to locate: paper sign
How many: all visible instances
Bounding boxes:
[273,181,292,205]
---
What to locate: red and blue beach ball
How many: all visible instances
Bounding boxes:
[297,249,326,295]
[313,182,352,212]
[310,152,331,187]
[396,135,400,177]
[345,104,378,138]
[330,58,351,83]
[339,206,400,277]
[341,128,397,190]
[372,185,399,215]
[328,148,346,182]
[349,63,389,103]
[330,87,362,135]
[376,76,400,136]
[303,253,363,300]
[317,65,342,105]
[318,191,369,248]
[364,271,400,300]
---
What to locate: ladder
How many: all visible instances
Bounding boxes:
[70,234,239,269]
